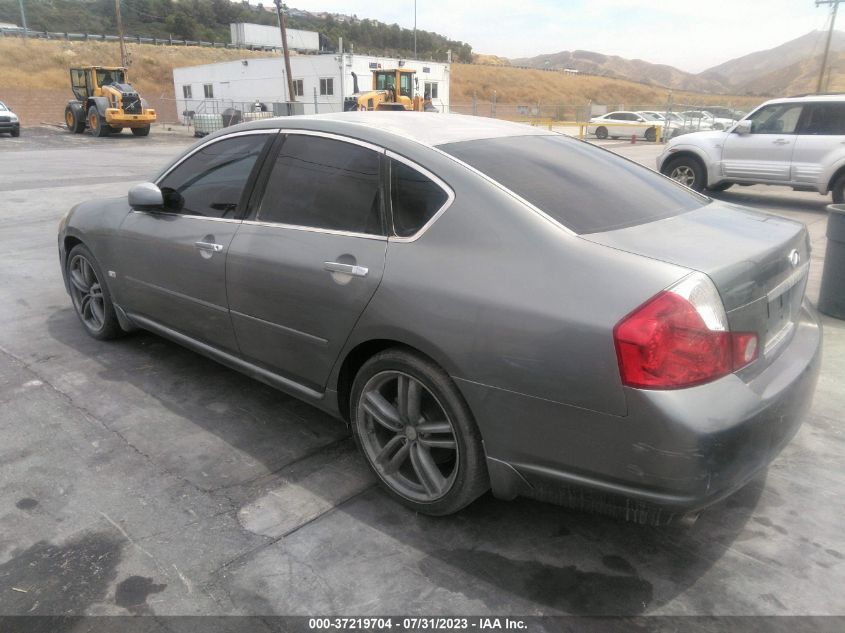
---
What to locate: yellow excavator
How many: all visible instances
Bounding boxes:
[343,68,436,112]
[65,66,157,137]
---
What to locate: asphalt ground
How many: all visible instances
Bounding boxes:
[0,126,843,621]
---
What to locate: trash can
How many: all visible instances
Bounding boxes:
[818,204,845,319]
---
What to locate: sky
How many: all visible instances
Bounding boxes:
[272,0,833,73]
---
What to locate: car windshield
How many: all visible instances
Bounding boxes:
[438,135,707,234]
[96,69,126,86]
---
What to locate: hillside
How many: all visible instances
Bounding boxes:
[701,30,845,89]
[449,64,761,112]
[511,50,726,93]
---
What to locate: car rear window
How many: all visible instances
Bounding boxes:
[437,135,707,234]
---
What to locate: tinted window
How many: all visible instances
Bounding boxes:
[800,103,845,135]
[747,103,803,134]
[390,159,449,237]
[258,135,383,235]
[438,135,706,234]
[158,134,268,218]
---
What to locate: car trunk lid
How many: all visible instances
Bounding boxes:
[582,202,810,369]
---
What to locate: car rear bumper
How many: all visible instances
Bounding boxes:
[456,299,822,520]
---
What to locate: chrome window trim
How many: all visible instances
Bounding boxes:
[154,128,280,186]
[385,150,456,243]
[129,210,242,223]
[251,129,388,238]
[241,220,388,242]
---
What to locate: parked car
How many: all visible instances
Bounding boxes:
[659,95,845,199]
[0,100,20,137]
[636,111,683,138]
[587,111,664,141]
[58,113,821,522]
[649,111,714,134]
[679,110,736,131]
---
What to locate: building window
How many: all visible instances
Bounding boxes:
[320,78,334,96]
[203,83,214,99]
[424,82,439,100]
[293,79,304,97]
[182,85,192,99]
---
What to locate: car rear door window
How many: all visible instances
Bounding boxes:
[389,159,449,237]
[439,134,706,234]
[157,134,269,219]
[800,103,845,135]
[257,134,384,235]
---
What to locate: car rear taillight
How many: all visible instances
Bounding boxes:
[614,273,758,389]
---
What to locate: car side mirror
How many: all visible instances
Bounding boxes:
[128,182,164,211]
[735,120,752,135]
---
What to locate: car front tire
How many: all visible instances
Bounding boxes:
[132,126,151,137]
[662,156,706,192]
[66,244,124,340]
[645,127,657,142]
[11,127,19,138]
[88,109,110,137]
[350,349,489,516]
[832,173,845,203]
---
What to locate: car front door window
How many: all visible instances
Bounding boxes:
[747,104,803,135]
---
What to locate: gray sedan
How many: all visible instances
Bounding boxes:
[58,112,821,523]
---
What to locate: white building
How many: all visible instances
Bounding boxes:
[172,53,451,118]
[230,23,320,51]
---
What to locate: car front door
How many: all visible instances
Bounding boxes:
[115,131,276,352]
[721,103,803,182]
[791,102,845,186]
[225,132,388,392]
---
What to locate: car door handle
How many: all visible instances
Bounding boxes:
[195,241,224,253]
[773,139,790,145]
[324,261,368,277]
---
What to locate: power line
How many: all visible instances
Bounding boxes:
[816,0,841,93]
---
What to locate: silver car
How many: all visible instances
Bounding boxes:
[58,113,822,522]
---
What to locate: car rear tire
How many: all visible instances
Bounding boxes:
[645,127,657,142]
[66,244,124,340]
[595,126,608,140]
[662,156,706,192]
[132,126,151,137]
[87,109,110,137]
[832,173,845,203]
[350,349,489,516]
[11,127,20,138]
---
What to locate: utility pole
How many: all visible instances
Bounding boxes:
[17,0,27,39]
[816,0,841,93]
[274,0,297,102]
[413,0,417,58]
[115,0,127,68]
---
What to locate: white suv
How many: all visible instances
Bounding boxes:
[658,95,845,202]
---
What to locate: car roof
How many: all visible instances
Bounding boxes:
[285,112,555,147]
[768,93,845,104]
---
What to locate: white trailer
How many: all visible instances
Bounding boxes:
[230,23,320,51]
[173,53,450,118]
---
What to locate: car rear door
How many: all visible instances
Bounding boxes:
[721,102,803,181]
[791,101,845,186]
[225,131,388,392]
[115,131,276,352]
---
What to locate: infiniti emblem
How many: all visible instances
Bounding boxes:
[788,249,800,268]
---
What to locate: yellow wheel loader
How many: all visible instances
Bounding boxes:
[343,68,437,112]
[65,66,157,137]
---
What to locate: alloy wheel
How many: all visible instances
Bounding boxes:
[670,165,696,187]
[68,254,106,332]
[357,371,459,502]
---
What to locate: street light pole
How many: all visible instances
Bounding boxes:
[274,0,297,102]
[115,0,128,68]
[816,0,841,93]
[17,0,27,39]
[413,0,417,58]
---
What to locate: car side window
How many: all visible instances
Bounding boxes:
[747,104,803,134]
[158,134,269,218]
[257,134,384,235]
[800,103,845,135]
[390,159,449,238]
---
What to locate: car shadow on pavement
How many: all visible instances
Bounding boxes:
[45,307,766,615]
[708,189,831,216]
